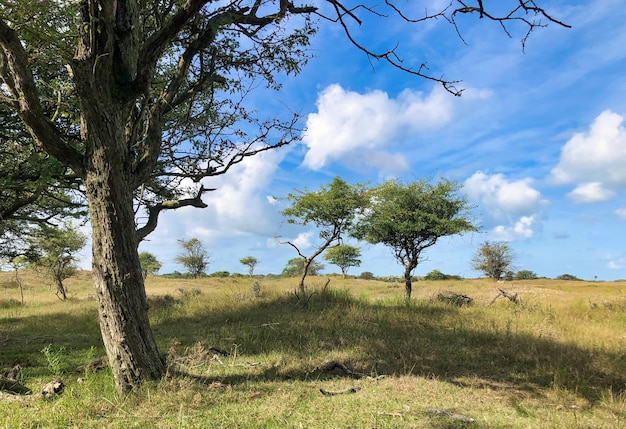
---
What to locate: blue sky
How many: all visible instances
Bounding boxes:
[91,1,626,280]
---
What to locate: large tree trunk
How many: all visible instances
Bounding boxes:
[83,111,165,393]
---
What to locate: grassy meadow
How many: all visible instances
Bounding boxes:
[0,270,625,428]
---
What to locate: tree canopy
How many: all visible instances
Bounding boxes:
[175,238,209,278]
[323,244,361,278]
[471,241,515,281]
[280,177,368,294]
[352,179,477,299]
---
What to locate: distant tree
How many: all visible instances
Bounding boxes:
[359,271,375,280]
[281,258,324,278]
[175,238,209,278]
[556,274,582,281]
[280,177,368,295]
[323,244,361,278]
[240,256,259,277]
[138,252,162,280]
[30,224,87,300]
[352,179,477,300]
[471,241,515,281]
[424,269,463,281]
[514,270,538,280]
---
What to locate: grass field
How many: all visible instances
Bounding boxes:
[1,271,625,428]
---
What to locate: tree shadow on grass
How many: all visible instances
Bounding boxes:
[153,290,626,404]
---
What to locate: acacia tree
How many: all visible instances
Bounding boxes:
[0,0,567,392]
[239,256,258,277]
[30,223,87,300]
[352,179,477,300]
[281,257,324,277]
[138,251,162,279]
[175,238,209,278]
[471,241,515,281]
[280,177,368,295]
[323,244,361,278]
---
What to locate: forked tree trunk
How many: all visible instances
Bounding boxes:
[83,116,165,393]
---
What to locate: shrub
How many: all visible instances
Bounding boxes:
[424,269,463,281]
[556,274,582,281]
[210,271,230,278]
[359,271,375,280]
[514,270,538,280]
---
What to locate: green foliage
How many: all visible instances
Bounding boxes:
[239,256,259,277]
[359,271,375,280]
[281,177,368,291]
[29,223,86,300]
[41,344,67,377]
[471,241,514,281]
[556,273,582,281]
[515,270,538,280]
[281,258,324,277]
[138,251,162,279]
[209,271,231,278]
[175,238,209,278]
[352,178,477,297]
[424,269,463,281]
[323,244,361,278]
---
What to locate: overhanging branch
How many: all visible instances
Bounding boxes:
[136,185,215,242]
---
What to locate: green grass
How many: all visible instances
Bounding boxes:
[1,272,625,428]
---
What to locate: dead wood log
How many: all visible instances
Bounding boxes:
[320,386,361,396]
[489,288,520,305]
[319,360,369,379]
[436,291,474,307]
[75,357,108,374]
[0,375,31,395]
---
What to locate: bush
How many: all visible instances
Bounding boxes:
[424,269,463,281]
[210,271,230,278]
[556,274,582,281]
[514,270,538,280]
[359,271,375,280]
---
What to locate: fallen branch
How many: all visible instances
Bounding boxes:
[427,408,475,423]
[319,360,369,379]
[0,375,31,395]
[320,386,361,396]
[489,288,520,305]
[436,291,474,307]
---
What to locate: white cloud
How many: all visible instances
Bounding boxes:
[607,257,626,270]
[464,171,543,217]
[492,215,535,241]
[465,171,544,241]
[291,231,313,250]
[301,84,453,172]
[615,208,626,219]
[551,110,626,202]
[567,182,615,203]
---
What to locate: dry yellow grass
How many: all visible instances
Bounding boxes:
[1,270,624,428]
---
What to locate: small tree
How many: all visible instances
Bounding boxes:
[240,256,259,277]
[30,224,87,300]
[175,238,209,278]
[471,241,514,281]
[280,177,368,295]
[139,252,162,279]
[323,244,361,278]
[281,258,324,278]
[352,179,477,300]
